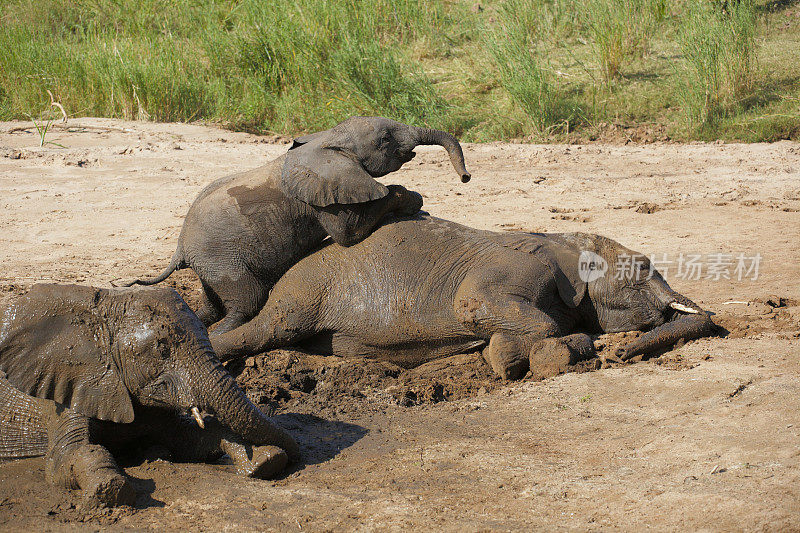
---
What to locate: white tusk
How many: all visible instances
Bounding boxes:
[191,407,205,429]
[670,302,700,314]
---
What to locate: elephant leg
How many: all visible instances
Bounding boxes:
[211,283,318,361]
[45,410,135,507]
[194,282,224,327]
[455,280,563,380]
[528,333,595,380]
[482,332,532,380]
[204,273,270,336]
[313,185,423,246]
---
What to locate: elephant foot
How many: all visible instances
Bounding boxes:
[482,332,530,380]
[529,333,595,380]
[47,443,136,508]
[221,439,288,479]
[82,468,137,508]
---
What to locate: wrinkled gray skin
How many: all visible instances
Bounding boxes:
[212,215,715,379]
[0,284,298,507]
[118,117,470,335]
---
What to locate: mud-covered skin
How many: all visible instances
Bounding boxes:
[119,117,470,334]
[212,215,714,380]
[0,284,296,507]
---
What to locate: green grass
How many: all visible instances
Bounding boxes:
[1,0,798,141]
[677,0,759,129]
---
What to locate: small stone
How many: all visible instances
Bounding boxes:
[764,295,788,308]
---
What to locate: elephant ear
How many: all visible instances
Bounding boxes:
[281,141,389,207]
[0,286,134,423]
[527,239,588,308]
[499,233,587,308]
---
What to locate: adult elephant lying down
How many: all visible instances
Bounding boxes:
[212,215,716,380]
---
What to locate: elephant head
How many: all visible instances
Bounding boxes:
[534,234,714,354]
[281,116,470,207]
[0,284,298,459]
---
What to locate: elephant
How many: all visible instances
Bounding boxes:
[0,284,299,507]
[210,215,716,380]
[117,117,471,335]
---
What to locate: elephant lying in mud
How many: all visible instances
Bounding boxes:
[0,284,298,507]
[119,117,470,335]
[212,215,715,379]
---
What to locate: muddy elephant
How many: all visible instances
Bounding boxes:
[0,284,299,507]
[118,117,470,334]
[211,215,715,379]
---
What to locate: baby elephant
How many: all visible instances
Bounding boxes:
[0,284,299,507]
[118,116,470,334]
[211,215,715,379]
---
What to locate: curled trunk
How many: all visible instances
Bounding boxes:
[193,352,300,461]
[413,127,471,182]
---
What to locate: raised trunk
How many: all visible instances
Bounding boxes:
[413,127,471,182]
[192,352,300,461]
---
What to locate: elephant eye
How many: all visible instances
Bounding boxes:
[155,337,171,359]
[144,374,179,406]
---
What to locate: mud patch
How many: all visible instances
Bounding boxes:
[231,329,721,417]
[714,301,800,339]
[231,350,504,417]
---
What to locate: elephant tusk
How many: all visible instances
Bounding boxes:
[670,302,700,314]
[191,407,205,429]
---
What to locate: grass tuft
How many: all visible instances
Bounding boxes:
[677,0,759,129]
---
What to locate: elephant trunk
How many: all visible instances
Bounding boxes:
[192,351,300,461]
[618,276,715,359]
[617,314,715,360]
[0,373,48,458]
[413,127,471,183]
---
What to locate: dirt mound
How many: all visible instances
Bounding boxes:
[231,350,502,417]
[230,328,722,417]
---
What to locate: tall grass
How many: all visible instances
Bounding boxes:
[677,0,758,129]
[485,0,580,135]
[583,0,668,82]
[0,0,794,141]
[0,0,458,133]
[228,0,454,131]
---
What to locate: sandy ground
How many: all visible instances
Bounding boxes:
[0,118,798,531]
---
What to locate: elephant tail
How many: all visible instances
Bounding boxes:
[0,372,48,458]
[112,246,186,288]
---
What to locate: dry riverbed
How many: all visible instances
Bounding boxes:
[0,119,798,531]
